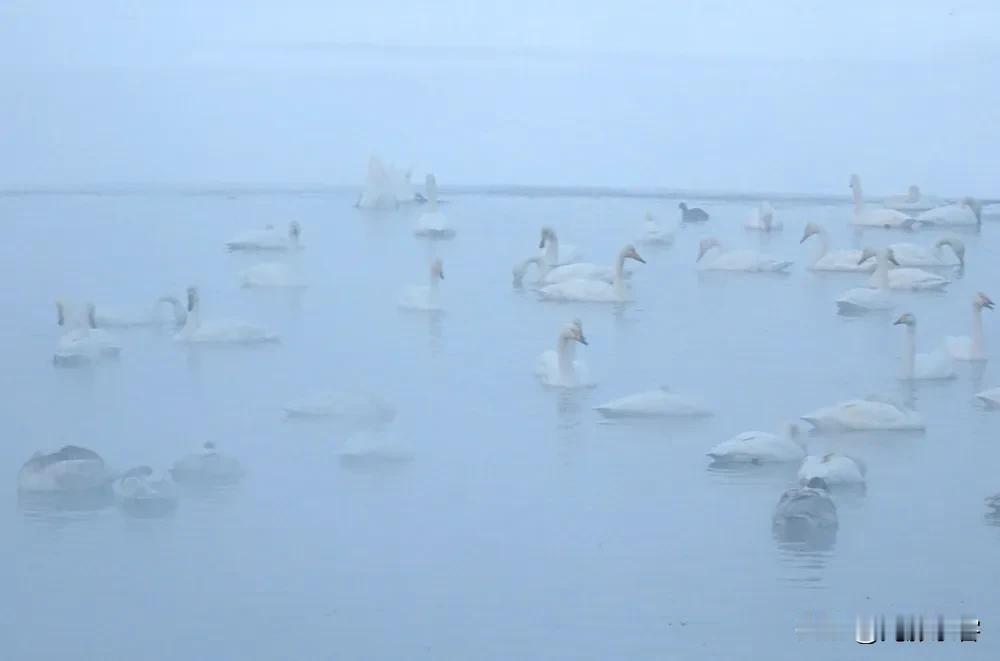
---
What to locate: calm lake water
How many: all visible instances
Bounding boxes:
[2,190,998,659]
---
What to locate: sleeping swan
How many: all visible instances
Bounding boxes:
[226,221,301,252]
[798,453,866,488]
[174,287,279,344]
[535,319,593,388]
[801,395,924,431]
[58,297,187,328]
[398,258,445,311]
[18,446,112,493]
[894,313,955,380]
[639,212,675,246]
[800,223,875,272]
[772,478,838,544]
[537,245,645,303]
[697,237,792,272]
[849,174,915,229]
[595,386,712,418]
[284,391,396,423]
[917,198,982,227]
[413,174,454,239]
[944,292,994,361]
[706,423,804,464]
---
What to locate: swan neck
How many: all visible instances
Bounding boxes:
[614,249,628,291]
[972,304,985,357]
[874,252,890,288]
[852,183,863,213]
[181,300,200,334]
[902,325,915,379]
[544,236,559,267]
[812,229,829,265]
[557,335,576,381]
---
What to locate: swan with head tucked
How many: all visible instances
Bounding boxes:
[535,319,593,388]
[884,184,939,212]
[54,303,122,366]
[639,212,675,246]
[170,442,244,486]
[800,223,875,271]
[863,247,949,291]
[413,174,455,238]
[917,197,982,227]
[537,245,645,302]
[174,287,279,344]
[744,201,781,231]
[801,394,924,431]
[894,313,956,380]
[18,446,112,493]
[595,386,712,418]
[538,227,583,268]
[849,175,915,228]
[772,478,838,542]
[398,259,445,311]
[226,221,301,252]
[944,292,994,361]
[706,423,804,464]
[798,453,866,487]
[889,237,964,268]
[697,237,792,272]
[239,261,307,289]
[834,248,897,315]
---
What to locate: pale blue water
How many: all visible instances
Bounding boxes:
[2,191,998,659]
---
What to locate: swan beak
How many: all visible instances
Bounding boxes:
[985,300,995,310]
[439,270,445,280]
[889,255,900,266]
[632,253,646,264]
[696,247,707,262]
[578,335,589,346]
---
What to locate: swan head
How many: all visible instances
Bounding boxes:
[678,202,688,211]
[430,259,444,280]
[85,304,97,329]
[960,197,983,223]
[893,312,916,327]
[849,173,861,190]
[512,256,542,286]
[622,244,646,264]
[907,185,921,201]
[538,226,556,249]
[800,223,823,244]
[186,286,199,312]
[975,292,995,310]
[203,441,217,452]
[289,221,301,240]
[56,300,66,326]
[697,237,721,262]
[566,319,588,346]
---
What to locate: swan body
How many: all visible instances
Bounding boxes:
[174,287,279,344]
[170,442,244,486]
[226,221,301,252]
[678,202,709,222]
[801,396,924,431]
[339,428,414,466]
[639,212,675,246]
[53,303,121,366]
[835,248,896,315]
[538,227,583,267]
[595,387,712,418]
[239,261,307,288]
[849,174,915,228]
[744,201,781,231]
[798,454,866,487]
[889,237,964,268]
[706,424,804,464]
[114,466,178,518]
[539,262,616,285]
[538,245,645,302]
[884,185,939,213]
[356,156,417,209]
[800,223,875,271]
[398,258,444,311]
[283,391,396,423]
[894,313,956,380]
[772,478,838,539]
[18,446,112,493]
[974,388,1000,408]
[697,237,792,272]
[413,174,455,238]
[873,267,950,291]
[944,292,993,361]
[917,199,982,227]
[535,319,593,388]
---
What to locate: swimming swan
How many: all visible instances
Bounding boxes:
[889,237,964,268]
[744,201,782,231]
[639,212,675,246]
[226,221,301,252]
[800,223,875,271]
[863,246,949,290]
[18,446,112,493]
[849,174,915,229]
[944,292,994,361]
[538,227,583,267]
[801,395,924,431]
[772,478,838,542]
[834,248,897,315]
[537,245,645,302]
[170,442,244,486]
[894,313,956,380]
[413,174,454,239]
[535,319,593,388]
[678,202,709,223]
[398,258,444,311]
[697,237,792,272]
[595,386,712,418]
[706,423,804,464]
[798,453,866,487]
[884,185,939,213]
[54,303,122,366]
[512,255,549,287]
[114,466,178,518]
[917,198,982,227]
[174,287,279,344]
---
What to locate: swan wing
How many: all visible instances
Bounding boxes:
[836,287,894,314]
[885,268,949,291]
[852,208,914,228]
[596,389,711,418]
[813,249,874,272]
[917,203,977,226]
[944,335,975,360]
[538,278,619,302]
[914,351,956,379]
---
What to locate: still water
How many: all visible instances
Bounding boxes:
[2,190,998,659]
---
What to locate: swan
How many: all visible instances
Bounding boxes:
[595,386,712,418]
[894,313,956,380]
[239,261,307,289]
[174,287,279,344]
[355,156,418,209]
[678,202,709,223]
[225,221,301,252]
[696,237,792,272]
[535,319,593,388]
[538,227,583,267]
[537,244,645,303]
[917,198,982,227]
[974,388,1000,408]
[800,223,875,271]
[884,184,939,212]
[413,174,454,238]
[59,296,188,328]
[801,395,925,431]
[17,446,112,493]
[944,292,994,360]
[889,237,964,268]
[744,201,782,231]
[849,174,915,229]
[512,255,549,287]
[170,442,244,486]
[772,478,838,541]
[834,248,897,315]
[706,423,804,464]
[398,258,444,311]
[283,391,396,423]
[114,466,178,518]
[798,453,866,487]
[865,248,949,291]
[54,303,122,366]
[639,212,675,246]
[339,427,414,467]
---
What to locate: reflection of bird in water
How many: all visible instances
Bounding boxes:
[773,477,838,550]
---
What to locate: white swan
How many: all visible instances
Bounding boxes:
[174,287,279,344]
[944,292,994,361]
[170,442,244,486]
[538,227,583,268]
[884,185,940,213]
[894,313,956,380]
[706,423,804,464]
[974,388,1000,408]
[801,395,924,431]
[639,212,675,246]
[398,258,444,311]
[800,223,875,271]
[798,453,866,487]
[226,221,301,252]
[849,174,915,228]
[744,201,782,231]
[54,303,122,366]
[595,386,712,418]
[697,237,792,272]
[889,237,964,268]
[239,261,307,289]
[535,319,593,388]
[834,248,896,315]
[18,446,112,493]
[355,156,417,209]
[538,245,645,303]
[858,246,948,290]
[114,466,178,518]
[917,198,982,227]
[283,391,396,423]
[413,174,454,239]
[512,255,548,287]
